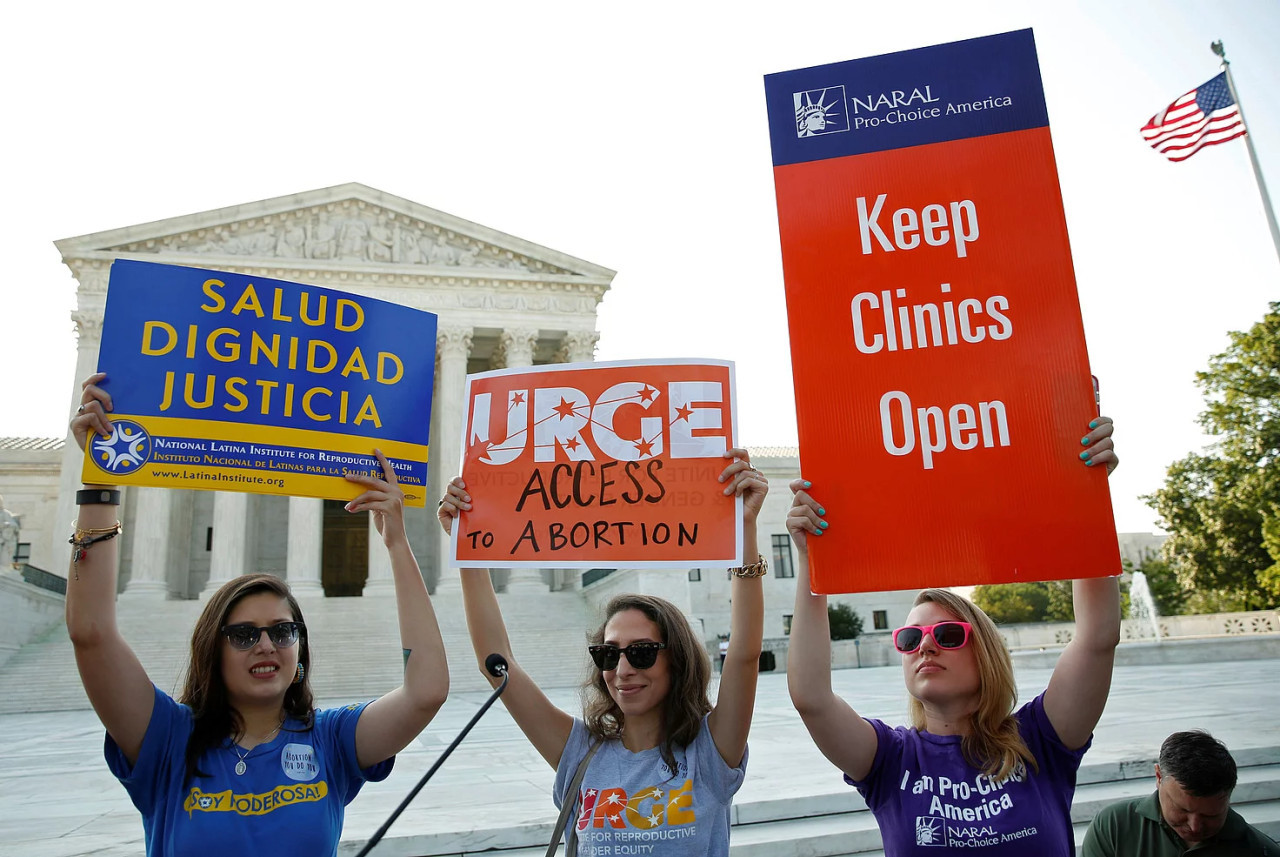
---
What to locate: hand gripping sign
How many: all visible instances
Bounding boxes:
[764,29,1120,593]
[451,359,742,568]
[84,260,436,506]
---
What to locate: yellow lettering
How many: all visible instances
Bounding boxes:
[307,340,338,373]
[141,321,177,356]
[283,382,295,417]
[226,377,248,412]
[249,332,280,367]
[186,324,198,359]
[353,395,381,427]
[624,786,664,829]
[299,292,327,326]
[335,298,364,332]
[201,279,226,313]
[341,347,370,380]
[231,284,265,318]
[271,289,293,322]
[377,352,404,385]
[207,328,241,362]
[667,779,695,825]
[303,387,331,421]
[159,371,174,410]
[256,380,278,414]
[184,374,215,409]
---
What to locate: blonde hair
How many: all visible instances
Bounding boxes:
[906,589,1036,781]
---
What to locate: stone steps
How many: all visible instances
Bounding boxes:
[335,758,1280,856]
[0,587,604,715]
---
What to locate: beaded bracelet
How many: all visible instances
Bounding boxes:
[68,523,123,577]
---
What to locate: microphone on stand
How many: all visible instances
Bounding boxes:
[353,654,511,857]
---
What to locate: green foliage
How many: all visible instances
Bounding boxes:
[827,603,864,640]
[971,582,1052,624]
[1143,303,1280,610]
[1128,556,1188,616]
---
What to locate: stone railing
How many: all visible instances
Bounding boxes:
[998,609,1280,650]
[1,571,66,669]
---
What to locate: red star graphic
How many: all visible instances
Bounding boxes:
[511,391,525,405]
[553,397,577,419]
[674,404,694,422]
[638,385,658,403]
[565,437,581,452]
[635,438,655,458]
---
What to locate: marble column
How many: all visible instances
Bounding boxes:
[498,328,548,593]
[555,329,600,364]
[286,497,323,595]
[201,491,253,599]
[363,513,395,595]
[120,487,172,600]
[51,303,107,575]
[432,325,473,592]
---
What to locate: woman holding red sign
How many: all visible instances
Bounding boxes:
[787,417,1120,856]
[66,372,450,857]
[437,448,767,856]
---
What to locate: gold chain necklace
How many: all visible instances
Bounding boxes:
[232,720,283,776]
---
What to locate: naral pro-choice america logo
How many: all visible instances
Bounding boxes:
[90,419,152,474]
[794,86,849,137]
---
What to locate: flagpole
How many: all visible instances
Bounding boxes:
[1212,40,1280,268]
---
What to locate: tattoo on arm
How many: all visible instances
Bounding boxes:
[402,648,411,672]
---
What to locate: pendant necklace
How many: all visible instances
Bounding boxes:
[232,720,283,776]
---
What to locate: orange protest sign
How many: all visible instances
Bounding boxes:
[450,359,742,568]
[764,30,1121,594]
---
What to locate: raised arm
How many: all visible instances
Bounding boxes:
[348,451,450,768]
[438,478,574,769]
[65,373,155,765]
[785,482,879,782]
[707,449,767,768]
[1044,416,1122,750]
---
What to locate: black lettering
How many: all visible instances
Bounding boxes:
[593,520,613,547]
[570,521,590,548]
[516,469,550,513]
[510,520,541,554]
[652,523,670,544]
[572,460,597,506]
[622,461,644,503]
[678,522,699,546]
[613,521,633,545]
[598,461,618,506]
[644,459,667,503]
[550,463,574,509]
[549,522,566,551]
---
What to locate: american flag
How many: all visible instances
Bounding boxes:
[1141,72,1246,162]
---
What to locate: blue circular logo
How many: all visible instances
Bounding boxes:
[90,420,152,475]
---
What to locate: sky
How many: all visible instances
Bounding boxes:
[2,0,1276,536]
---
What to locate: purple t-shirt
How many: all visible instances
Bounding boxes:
[847,692,1087,856]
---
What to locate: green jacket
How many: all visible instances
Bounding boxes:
[1082,791,1280,856]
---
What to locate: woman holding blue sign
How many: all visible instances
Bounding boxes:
[65,372,450,857]
[437,450,767,856]
[786,417,1120,857]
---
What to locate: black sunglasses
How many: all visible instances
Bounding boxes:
[588,641,667,671]
[221,621,305,651]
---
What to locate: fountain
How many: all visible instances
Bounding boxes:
[1129,570,1163,643]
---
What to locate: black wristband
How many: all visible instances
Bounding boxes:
[76,488,121,506]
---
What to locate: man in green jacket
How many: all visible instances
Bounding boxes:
[1082,730,1280,856]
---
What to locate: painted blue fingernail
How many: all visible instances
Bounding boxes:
[817,507,826,516]
[814,529,823,535]
[1085,459,1095,466]
[803,480,812,488]
[819,520,829,529]
[1081,436,1090,445]
[1079,451,1090,460]
[1089,420,1098,429]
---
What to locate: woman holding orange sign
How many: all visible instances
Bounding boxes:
[787,417,1120,857]
[437,448,767,856]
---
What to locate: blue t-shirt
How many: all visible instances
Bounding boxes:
[847,692,1087,856]
[105,685,393,857]
[553,716,747,857]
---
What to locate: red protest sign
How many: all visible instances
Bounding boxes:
[764,31,1120,594]
[450,359,742,568]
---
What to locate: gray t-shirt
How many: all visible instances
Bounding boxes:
[553,716,747,856]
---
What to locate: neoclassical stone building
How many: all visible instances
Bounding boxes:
[44,183,613,601]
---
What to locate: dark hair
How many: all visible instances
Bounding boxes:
[582,594,710,771]
[1159,730,1237,797]
[179,574,314,785]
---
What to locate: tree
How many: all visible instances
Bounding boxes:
[1144,303,1280,610]
[1126,556,1188,617]
[827,603,864,640]
[971,582,1051,624]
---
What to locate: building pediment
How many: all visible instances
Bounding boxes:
[54,183,614,284]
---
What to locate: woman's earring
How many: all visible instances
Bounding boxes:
[293,663,305,685]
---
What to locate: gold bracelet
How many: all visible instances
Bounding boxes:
[730,555,768,578]
[74,522,123,540]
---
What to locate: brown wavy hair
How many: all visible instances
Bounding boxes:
[583,594,711,771]
[906,589,1036,781]
[179,573,314,785]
